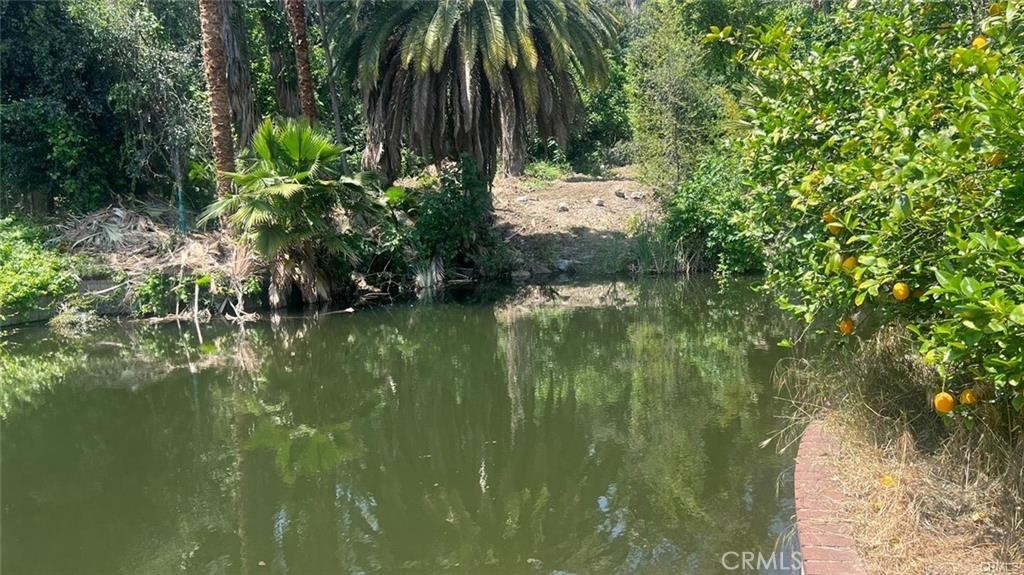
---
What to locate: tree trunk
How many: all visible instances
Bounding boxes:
[257,1,302,118]
[222,0,260,148]
[315,0,348,172]
[284,0,318,123]
[198,0,236,198]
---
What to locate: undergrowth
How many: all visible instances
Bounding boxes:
[0,217,78,319]
[774,326,1024,570]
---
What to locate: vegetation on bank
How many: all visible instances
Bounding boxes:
[724,0,1024,413]
[624,1,1024,557]
[0,218,79,320]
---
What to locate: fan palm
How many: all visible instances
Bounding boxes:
[200,118,382,307]
[335,0,619,182]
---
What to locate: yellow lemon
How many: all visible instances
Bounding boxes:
[973,35,989,49]
[841,256,858,273]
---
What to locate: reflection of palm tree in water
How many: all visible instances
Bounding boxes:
[217,281,792,574]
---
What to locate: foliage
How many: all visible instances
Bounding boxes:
[0,218,78,318]
[200,118,380,262]
[335,0,619,181]
[565,45,632,174]
[625,0,723,185]
[407,159,498,271]
[921,229,1024,410]
[728,0,1024,407]
[661,153,762,277]
[523,158,571,185]
[628,214,688,275]
[0,0,208,214]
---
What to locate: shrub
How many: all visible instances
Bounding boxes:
[662,153,762,277]
[200,119,387,306]
[566,46,632,175]
[409,158,495,270]
[728,0,1024,408]
[0,218,78,318]
[626,0,722,186]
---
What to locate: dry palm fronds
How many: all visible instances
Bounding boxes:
[55,205,173,256]
[57,203,266,322]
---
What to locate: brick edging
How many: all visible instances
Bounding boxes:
[794,421,867,575]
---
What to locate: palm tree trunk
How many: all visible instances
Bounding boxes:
[315,0,348,166]
[257,0,301,118]
[198,0,236,197]
[222,0,259,148]
[285,0,318,123]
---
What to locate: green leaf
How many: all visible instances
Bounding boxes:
[1009,304,1024,325]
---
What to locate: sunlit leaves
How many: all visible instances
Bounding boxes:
[731,0,1024,406]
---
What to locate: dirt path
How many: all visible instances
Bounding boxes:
[492,168,657,277]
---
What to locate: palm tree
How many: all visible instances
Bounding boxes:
[336,0,619,182]
[222,0,260,148]
[254,0,302,118]
[198,0,236,196]
[285,0,319,123]
[199,119,382,307]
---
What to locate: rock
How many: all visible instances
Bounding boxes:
[556,259,574,272]
[530,265,552,275]
[630,191,645,200]
[591,197,604,206]
[614,189,626,199]
[557,202,569,212]
[515,195,530,203]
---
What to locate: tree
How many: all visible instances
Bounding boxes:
[254,0,302,118]
[315,0,346,153]
[198,0,236,197]
[222,0,260,147]
[625,0,721,185]
[337,0,619,182]
[284,0,319,122]
[199,119,382,307]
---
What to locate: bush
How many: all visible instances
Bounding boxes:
[200,119,387,306]
[409,158,495,270]
[728,0,1024,409]
[0,218,78,318]
[662,153,762,277]
[566,46,632,175]
[626,0,722,186]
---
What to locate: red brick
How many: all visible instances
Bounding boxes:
[794,421,868,575]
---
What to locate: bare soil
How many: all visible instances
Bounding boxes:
[491,167,657,276]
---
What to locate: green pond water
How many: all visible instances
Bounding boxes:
[1,279,799,575]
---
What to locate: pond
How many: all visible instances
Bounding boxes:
[1,279,799,575]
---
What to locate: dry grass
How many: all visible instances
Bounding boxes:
[777,326,1024,575]
[826,413,1023,575]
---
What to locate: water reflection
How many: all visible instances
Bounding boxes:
[1,279,796,574]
